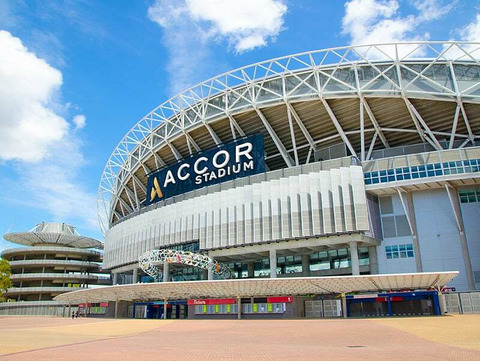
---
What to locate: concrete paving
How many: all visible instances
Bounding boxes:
[0,315,479,360]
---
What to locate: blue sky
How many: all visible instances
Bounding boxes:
[0,0,479,250]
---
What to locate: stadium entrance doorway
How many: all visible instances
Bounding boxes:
[132,301,188,319]
[346,291,441,317]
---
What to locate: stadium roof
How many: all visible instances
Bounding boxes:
[98,41,480,233]
[54,271,458,303]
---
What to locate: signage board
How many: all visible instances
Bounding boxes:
[146,134,265,205]
[187,298,236,305]
[266,296,293,303]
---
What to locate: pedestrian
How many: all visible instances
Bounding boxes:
[71,311,74,319]
[75,310,78,318]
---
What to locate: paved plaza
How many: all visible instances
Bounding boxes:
[0,315,479,360]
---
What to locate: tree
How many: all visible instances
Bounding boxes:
[0,259,12,302]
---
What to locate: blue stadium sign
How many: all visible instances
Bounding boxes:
[146,134,265,205]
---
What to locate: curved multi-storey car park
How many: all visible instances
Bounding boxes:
[1,222,108,316]
[56,42,480,318]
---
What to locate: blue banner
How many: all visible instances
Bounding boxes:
[146,134,265,205]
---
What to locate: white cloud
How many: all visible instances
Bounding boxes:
[148,0,287,93]
[14,135,99,230]
[459,14,480,42]
[342,0,418,45]
[443,13,480,59]
[341,0,455,58]
[0,30,68,162]
[342,0,455,44]
[73,114,86,130]
[150,0,287,53]
[0,30,98,232]
[184,0,287,52]
[413,0,455,22]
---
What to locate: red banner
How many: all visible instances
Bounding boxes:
[187,298,236,305]
[267,296,293,303]
[100,302,109,307]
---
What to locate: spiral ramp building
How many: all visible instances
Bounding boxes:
[0,222,108,316]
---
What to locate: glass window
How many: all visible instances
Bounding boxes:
[395,215,411,237]
[386,244,414,260]
[382,216,396,238]
[379,196,393,214]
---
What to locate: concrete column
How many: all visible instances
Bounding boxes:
[350,242,360,275]
[341,293,347,318]
[237,297,242,320]
[112,273,118,285]
[132,268,138,284]
[269,249,277,278]
[163,262,170,283]
[208,260,214,280]
[247,262,255,278]
[302,255,310,277]
[437,291,447,315]
[406,192,423,272]
[368,246,379,274]
[164,298,168,319]
[114,298,119,319]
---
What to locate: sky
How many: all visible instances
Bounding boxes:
[0,0,479,251]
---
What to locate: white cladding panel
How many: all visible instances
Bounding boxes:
[413,190,469,291]
[461,201,480,289]
[104,166,368,269]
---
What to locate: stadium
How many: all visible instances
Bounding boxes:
[58,42,480,318]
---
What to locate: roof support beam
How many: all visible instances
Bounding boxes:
[132,174,147,194]
[359,98,365,161]
[204,123,222,145]
[124,185,139,211]
[286,105,299,166]
[227,114,246,137]
[116,195,133,215]
[185,132,201,153]
[362,96,389,149]
[459,100,475,145]
[140,162,151,175]
[111,208,122,222]
[151,151,166,169]
[404,97,443,150]
[449,103,461,149]
[130,178,140,208]
[366,132,378,161]
[255,108,294,167]
[320,98,358,158]
[166,141,182,161]
[286,103,316,151]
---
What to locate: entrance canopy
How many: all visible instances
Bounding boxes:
[54,272,458,304]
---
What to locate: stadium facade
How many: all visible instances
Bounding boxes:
[1,222,108,316]
[55,42,480,318]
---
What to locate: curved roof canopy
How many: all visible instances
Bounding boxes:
[3,222,102,249]
[54,271,458,304]
[99,41,480,234]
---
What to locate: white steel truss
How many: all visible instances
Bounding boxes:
[99,42,480,234]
